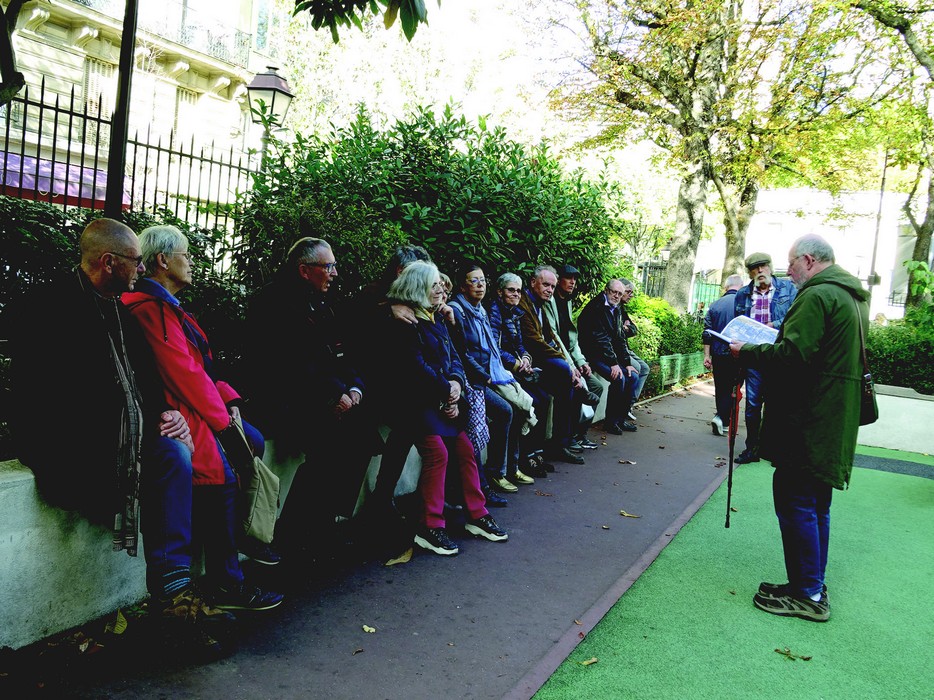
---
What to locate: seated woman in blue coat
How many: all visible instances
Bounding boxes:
[385,261,509,557]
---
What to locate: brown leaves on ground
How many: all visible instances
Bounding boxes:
[619,510,641,518]
[618,459,637,464]
[534,489,553,497]
[775,647,812,661]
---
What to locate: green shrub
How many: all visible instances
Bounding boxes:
[626,294,703,358]
[867,318,934,395]
[237,105,617,297]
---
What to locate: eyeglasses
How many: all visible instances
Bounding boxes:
[107,251,144,267]
[788,255,804,267]
[171,251,192,262]
[431,281,446,291]
[304,261,337,273]
[607,289,624,297]
[466,277,487,287]
[502,287,521,294]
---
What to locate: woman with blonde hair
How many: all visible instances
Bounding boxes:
[385,261,508,556]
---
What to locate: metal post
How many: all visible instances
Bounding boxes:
[104,0,139,218]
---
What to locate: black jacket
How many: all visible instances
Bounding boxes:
[577,293,632,368]
[5,270,168,524]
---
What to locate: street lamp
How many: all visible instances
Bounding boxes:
[246,66,294,163]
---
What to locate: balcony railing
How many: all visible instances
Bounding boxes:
[71,0,252,67]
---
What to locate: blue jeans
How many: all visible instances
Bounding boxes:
[483,386,521,478]
[629,354,650,401]
[772,467,833,599]
[591,360,637,427]
[536,357,576,448]
[140,435,193,598]
[199,420,265,588]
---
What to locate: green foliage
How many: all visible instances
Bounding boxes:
[626,293,703,359]
[867,318,934,395]
[905,259,934,321]
[294,0,434,42]
[237,105,617,297]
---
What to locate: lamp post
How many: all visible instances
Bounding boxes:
[245,66,294,166]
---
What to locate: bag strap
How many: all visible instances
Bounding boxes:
[853,296,871,374]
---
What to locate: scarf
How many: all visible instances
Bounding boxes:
[78,270,143,556]
[451,294,516,386]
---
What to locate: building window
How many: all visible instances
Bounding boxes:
[84,58,117,146]
[175,88,199,143]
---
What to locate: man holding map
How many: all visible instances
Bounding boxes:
[729,234,869,622]
[732,252,797,463]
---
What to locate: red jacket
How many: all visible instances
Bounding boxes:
[123,279,239,485]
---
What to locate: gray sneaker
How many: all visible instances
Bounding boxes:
[753,590,829,622]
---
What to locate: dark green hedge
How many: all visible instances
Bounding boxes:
[867,316,934,395]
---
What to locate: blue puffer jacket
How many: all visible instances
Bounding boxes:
[488,297,531,373]
[734,275,797,330]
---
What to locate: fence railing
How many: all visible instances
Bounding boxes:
[0,78,255,235]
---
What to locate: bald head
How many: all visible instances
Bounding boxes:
[79,218,143,296]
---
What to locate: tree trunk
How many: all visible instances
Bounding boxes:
[722,181,759,284]
[906,173,934,308]
[664,159,708,312]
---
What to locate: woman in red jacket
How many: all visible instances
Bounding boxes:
[123,225,282,612]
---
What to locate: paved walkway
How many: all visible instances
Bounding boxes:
[9,381,925,699]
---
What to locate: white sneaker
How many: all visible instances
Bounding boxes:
[711,415,725,436]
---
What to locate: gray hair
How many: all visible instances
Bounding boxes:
[792,234,835,264]
[139,225,187,272]
[725,273,744,289]
[497,272,522,290]
[531,264,557,282]
[388,260,438,310]
[618,277,633,290]
[286,237,331,267]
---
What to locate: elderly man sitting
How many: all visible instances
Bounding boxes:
[577,279,638,435]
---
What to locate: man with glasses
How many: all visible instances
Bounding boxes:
[617,280,651,420]
[518,265,585,464]
[733,252,797,463]
[577,279,639,434]
[245,237,378,555]
[5,218,236,658]
[730,234,867,622]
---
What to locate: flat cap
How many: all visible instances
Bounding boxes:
[557,264,580,278]
[744,252,772,269]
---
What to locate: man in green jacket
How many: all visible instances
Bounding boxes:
[730,234,869,622]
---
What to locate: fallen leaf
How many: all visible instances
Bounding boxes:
[362,625,376,633]
[535,489,553,497]
[580,657,599,666]
[574,619,583,625]
[78,639,90,653]
[619,510,641,518]
[730,507,738,512]
[729,590,736,596]
[775,647,812,661]
[105,609,128,635]
[352,648,364,655]
[618,459,637,464]
[601,525,610,530]
[447,642,455,646]
[384,547,413,566]
[578,631,585,639]
[658,445,666,449]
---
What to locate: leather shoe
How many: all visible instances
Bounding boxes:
[491,475,519,493]
[482,486,508,507]
[548,447,585,465]
[735,449,760,464]
[534,454,556,473]
[522,456,547,478]
[605,422,624,435]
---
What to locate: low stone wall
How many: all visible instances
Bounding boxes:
[0,391,612,651]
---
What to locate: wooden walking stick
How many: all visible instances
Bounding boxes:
[725,373,743,528]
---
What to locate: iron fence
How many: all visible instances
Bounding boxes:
[0,78,255,235]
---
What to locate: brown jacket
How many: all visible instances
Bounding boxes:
[518,291,565,363]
